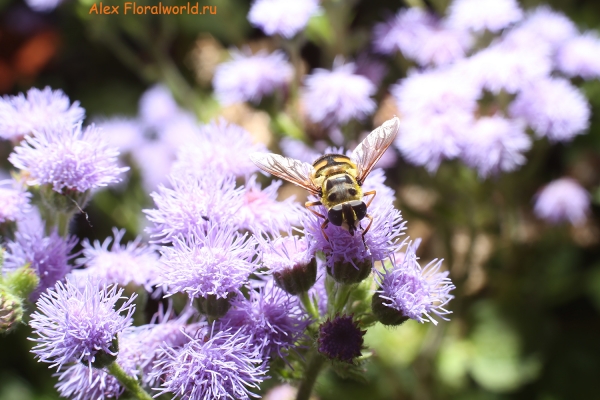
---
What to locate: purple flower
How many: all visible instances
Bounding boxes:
[0,87,84,142]
[54,362,128,400]
[460,116,532,178]
[8,124,128,193]
[301,61,376,126]
[93,117,144,154]
[533,178,590,225]
[248,0,321,39]
[144,170,244,243]
[131,141,176,191]
[354,53,388,87]
[159,223,258,300]
[29,278,136,371]
[318,314,365,363]
[374,240,455,325]
[3,211,77,299]
[138,84,181,129]
[279,137,322,163]
[373,8,471,66]
[220,283,310,359]
[516,6,578,49]
[152,328,267,400]
[447,0,523,33]
[260,234,315,276]
[0,179,31,224]
[171,119,267,178]
[509,78,590,142]
[213,48,293,105]
[557,33,600,80]
[74,228,162,290]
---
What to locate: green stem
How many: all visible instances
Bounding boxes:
[107,361,153,400]
[299,291,319,320]
[296,351,325,400]
[57,212,72,238]
[332,283,354,314]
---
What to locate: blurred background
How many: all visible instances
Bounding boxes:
[1,0,600,399]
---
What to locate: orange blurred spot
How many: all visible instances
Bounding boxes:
[0,60,14,92]
[13,30,60,78]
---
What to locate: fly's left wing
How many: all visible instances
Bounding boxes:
[352,117,400,185]
[250,152,320,195]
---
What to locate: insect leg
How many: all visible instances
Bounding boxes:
[320,219,330,242]
[363,190,377,208]
[361,214,374,250]
[305,201,326,219]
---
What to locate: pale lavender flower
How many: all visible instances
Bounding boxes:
[0,87,84,141]
[460,116,531,178]
[373,8,471,66]
[130,140,176,191]
[248,0,321,39]
[214,48,293,105]
[354,53,388,87]
[55,363,125,400]
[221,284,310,358]
[533,178,590,225]
[264,384,297,400]
[557,33,600,79]
[171,119,266,178]
[375,240,455,325]
[8,124,128,193]
[0,179,31,224]
[153,328,267,400]
[280,137,322,163]
[236,175,303,234]
[260,234,315,276]
[159,223,258,300]
[29,278,136,371]
[138,84,180,129]
[302,61,376,126]
[93,117,144,154]
[74,228,162,290]
[509,78,590,142]
[4,213,77,299]
[447,0,523,33]
[25,0,64,12]
[144,170,244,243]
[517,6,578,49]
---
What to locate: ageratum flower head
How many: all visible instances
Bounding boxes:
[144,169,244,243]
[25,0,64,12]
[302,60,376,126]
[152,328,267,400]
[213,48,293,105]
[557,33,600,80]
[318,314,366,363]
[138,84,181,129]
[509,78,590,142]
[54,361,131,400]
[447,0,523,33]
[159,222,258,301]
[3,211,77,299]
[29,278,136,371]
[374,240,455,325]
[248,0,321,39]
[8,124,128,194]
[0,179,31,224]
[533,178,590,225]
[74,228,162,290]
[220,283,310,359]
[0,87,84,142]
[171,119,266,178]
[517,6,578,49]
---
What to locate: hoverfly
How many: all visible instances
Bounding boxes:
[250,117,400,243]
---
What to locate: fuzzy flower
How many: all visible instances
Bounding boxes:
[373,8,472,66]
[74,228,162,290]
[533,178,590,225]
[354,53,388,87]
[279,137,322,163]
[171,119,266,178]
[509,78,590,142]
[318,315,365,363]
[374,240,455,325]
[302,61,376,126]
[144,170,244,243]
[214,48,293,105]
[248,0,321,39]
[460,116,532,178]
[220,284,310,359]
[517,6,578,49]
[3,213,78,299]
[29,278,136,371]
[152,328,267,400]
[159,223,258,300]
[8,124,128,193]
[93,117,144,154]
[0,180,31,224]
[0,87,84,142]
[54,362,128,400]
[138,84,181,129]
[447,0,523,33]
[557,33,600,80]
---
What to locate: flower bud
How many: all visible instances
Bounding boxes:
[371,291,409,326]
[196,293,235,320]
[327,259,372,285]
[318,314,366,364]
[0,290,22,333]
[273,257,317,295]
[91,337,119,369]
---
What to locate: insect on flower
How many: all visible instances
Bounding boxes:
[250,117,399,244]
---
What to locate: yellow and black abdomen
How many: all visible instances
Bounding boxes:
[311,154,362,209]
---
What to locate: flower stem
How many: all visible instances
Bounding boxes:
[296,351,325,400]
[299,291,319,320]
[107,361,153,400]
[57,212,72,238]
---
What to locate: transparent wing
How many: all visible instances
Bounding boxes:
[250,153,320,195]
[352,117,400,185]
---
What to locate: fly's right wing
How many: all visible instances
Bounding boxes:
[250,153,320,195]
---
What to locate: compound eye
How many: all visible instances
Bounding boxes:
[328,206,344,226]
[351,201,367,221]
